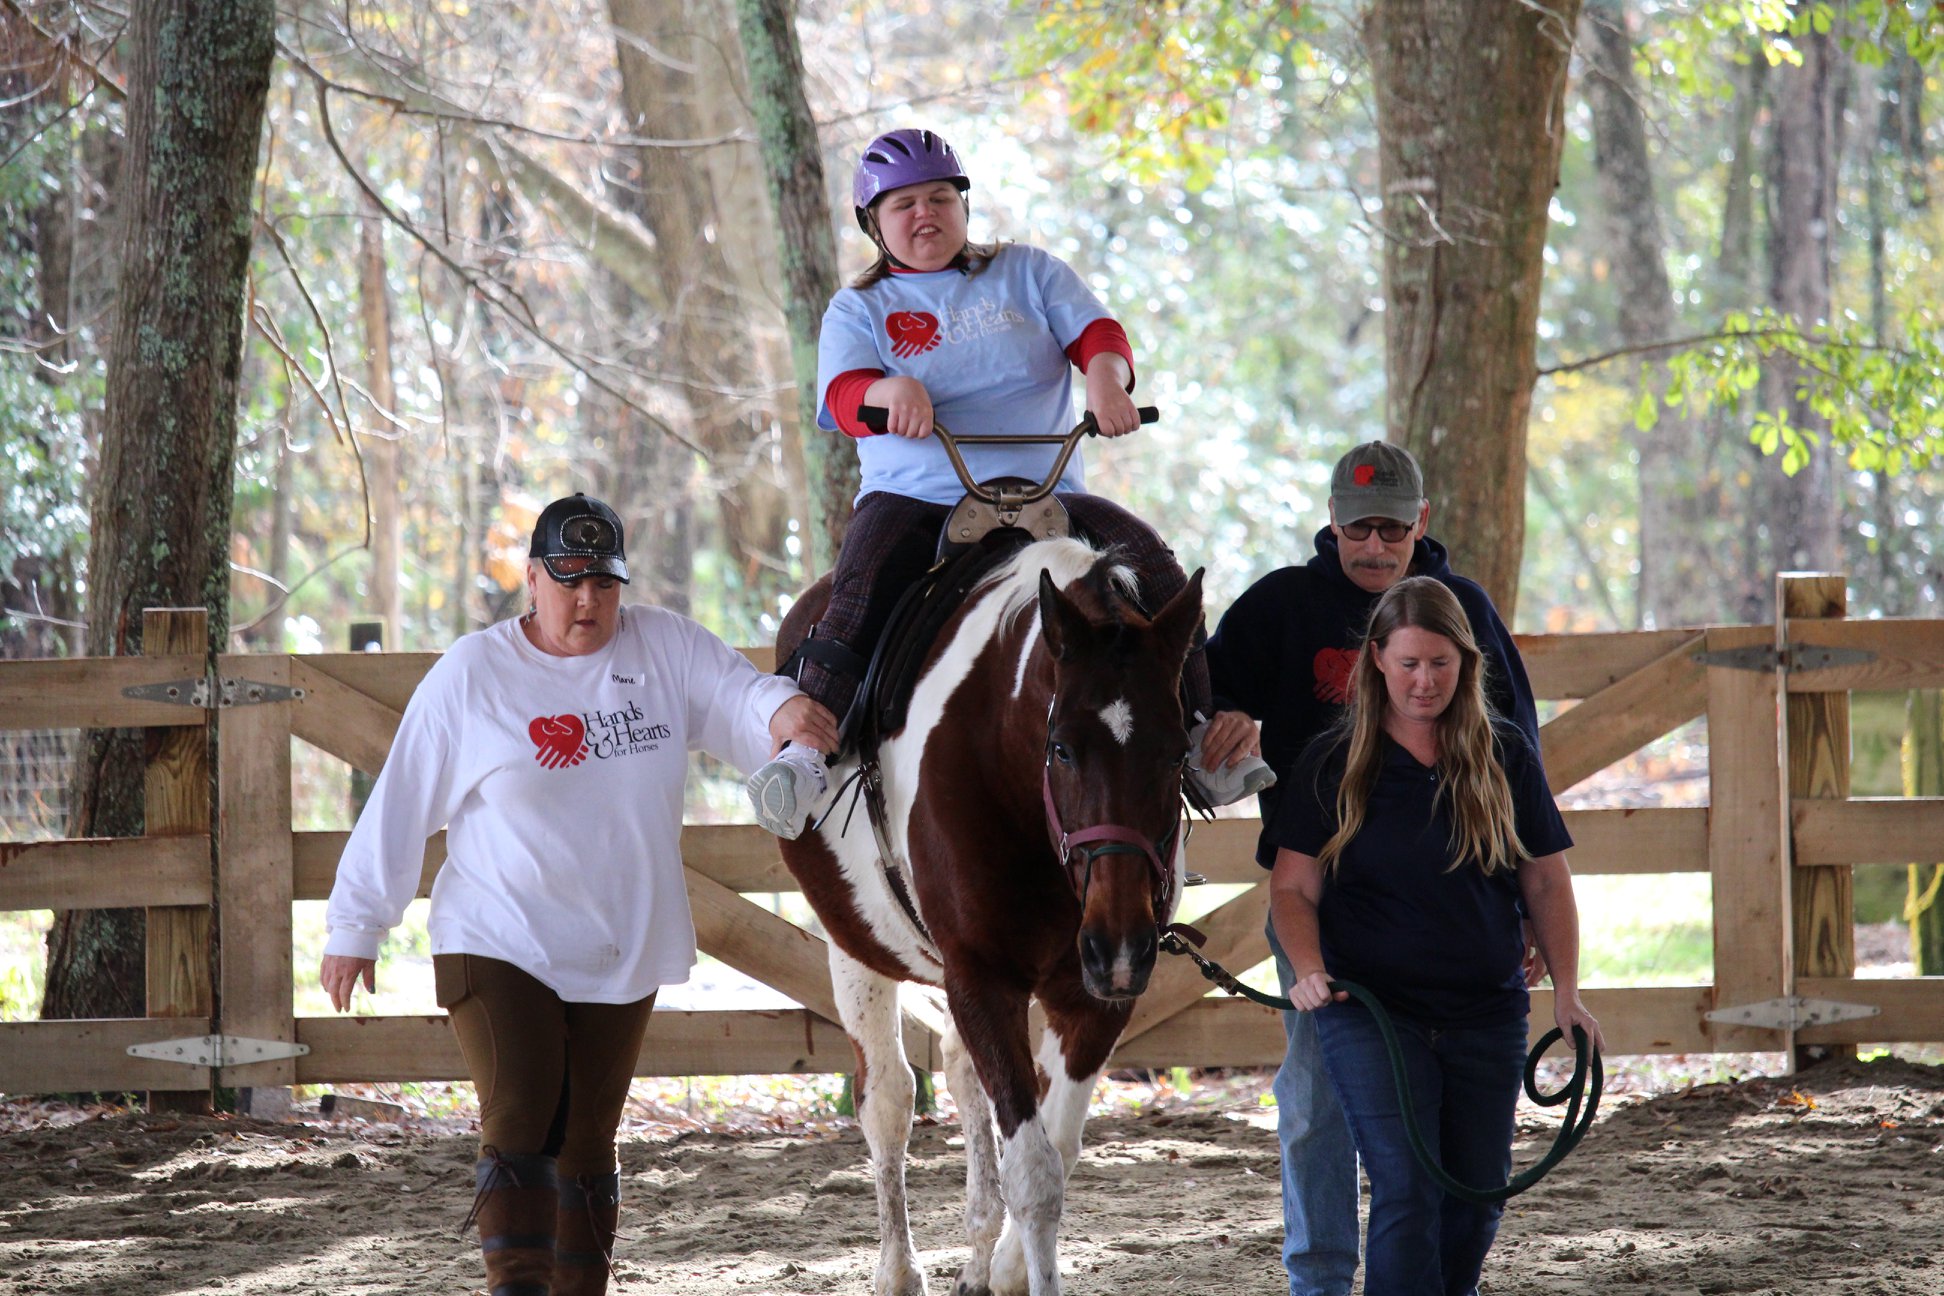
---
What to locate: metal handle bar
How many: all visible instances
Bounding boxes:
[856,405,1159,507]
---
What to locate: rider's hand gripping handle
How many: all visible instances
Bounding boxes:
[855,405,1159,436]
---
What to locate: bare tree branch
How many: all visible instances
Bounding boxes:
[303,71,708,457]
[1539,326,1916,377]
[0,0,127,102]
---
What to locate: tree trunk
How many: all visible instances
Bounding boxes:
[1716,49,1768,301]
[589,268,695,615]
[1906,691,1944,974]
[268,386,294,602]
[357,190,404,644]
[607,0,792,613]
[1750,21,1841,590]
[42,0,275,1022]
[732,0,855,571]
[1581,0,1723,629]
[0,5,84,660]
[1362,0,1581,618]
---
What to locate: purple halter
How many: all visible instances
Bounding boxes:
[1041,759,1181,918]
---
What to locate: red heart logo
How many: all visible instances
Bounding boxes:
[885,311,941,358]
[529,714,589,769]
[1312,647,1358,705]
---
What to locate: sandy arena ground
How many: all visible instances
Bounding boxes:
[1,1055,1940,1295]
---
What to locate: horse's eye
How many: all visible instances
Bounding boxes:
[1050,741,1074,765]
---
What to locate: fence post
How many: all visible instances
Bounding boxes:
[215,651,297,1110]
[348,621,382,817]
[1781,572,1855,1067]
[1704,615,1792,1055]
[144,607,214,1113]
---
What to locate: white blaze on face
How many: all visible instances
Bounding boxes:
[1098,698,1134,746]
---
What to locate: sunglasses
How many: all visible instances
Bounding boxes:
[1339,519,1414,543]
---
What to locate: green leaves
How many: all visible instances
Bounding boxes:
[1639,0,1943,87]
[1638,308,1944,476]
[1010,0,1320,189]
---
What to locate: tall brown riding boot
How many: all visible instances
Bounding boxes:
[463,1148,558,1296]
[554,1170,620,1295]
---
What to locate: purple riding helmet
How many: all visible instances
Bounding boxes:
[851,128,970,234]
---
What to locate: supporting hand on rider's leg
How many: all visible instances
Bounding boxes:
[769,695,840,757]
[1198,709,1262,770]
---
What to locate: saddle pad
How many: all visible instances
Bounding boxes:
[857,533,1030,749]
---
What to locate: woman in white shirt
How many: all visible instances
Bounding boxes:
[320,493,835,1296]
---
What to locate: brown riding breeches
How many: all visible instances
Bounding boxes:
[435,953,656,1177]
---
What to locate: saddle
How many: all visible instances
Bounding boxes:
[786,479,1079,759]
[851,520,1042,752]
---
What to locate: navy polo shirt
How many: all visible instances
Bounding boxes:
[1267,723,1572,1028]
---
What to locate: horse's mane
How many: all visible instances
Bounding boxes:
[982,538,1141,636]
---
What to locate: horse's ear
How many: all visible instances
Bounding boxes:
[1039,568,1084,662]
[1149,567,1205,666]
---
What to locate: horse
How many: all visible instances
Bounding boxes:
[775,536,1202,1296]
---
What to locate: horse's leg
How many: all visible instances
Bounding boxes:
[988,994,1131,1296]
[941,1016,1004,1296]
[946,978,1064,1296]
[832,945,927,1296]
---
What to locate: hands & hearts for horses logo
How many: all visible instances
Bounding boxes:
[1312,647,1359,705]
[885,311,941,357]
[529,714,589,768]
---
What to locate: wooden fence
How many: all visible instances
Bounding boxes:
[4,573,1943,1096]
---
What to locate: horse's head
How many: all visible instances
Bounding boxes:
[1036,564,1204,1002]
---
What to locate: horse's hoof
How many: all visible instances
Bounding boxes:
[953,1284,992,1296]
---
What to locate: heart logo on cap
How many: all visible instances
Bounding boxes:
[886,311,941,358]
[1312,647,1358,705]
[529,714,589,769]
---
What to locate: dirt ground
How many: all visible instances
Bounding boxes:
[1,1055,1940,1296]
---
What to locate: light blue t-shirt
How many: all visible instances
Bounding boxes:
[815,244,1114,506]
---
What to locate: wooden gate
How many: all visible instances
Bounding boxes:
[4,572,1943,1095]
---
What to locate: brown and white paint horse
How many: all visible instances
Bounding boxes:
[777,538,1201,1296]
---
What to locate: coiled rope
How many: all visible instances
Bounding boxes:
[1159,926,1600,1202]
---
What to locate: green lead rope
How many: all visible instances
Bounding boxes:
[1156,929,1600,1203]
[1328,979,1602,1205]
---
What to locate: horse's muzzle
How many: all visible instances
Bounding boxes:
[1079,925,1157,1001]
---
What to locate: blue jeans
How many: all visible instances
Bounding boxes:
[1314,1001,1528,1296]
[1266,919,1359,1296]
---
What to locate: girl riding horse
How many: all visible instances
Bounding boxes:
[746,127,1271,837]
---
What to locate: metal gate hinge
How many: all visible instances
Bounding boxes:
[1703,996,1880,1031]
[122,677,215,708]
[1693,644,1876,673]
[127,1034,310,1068]
[123,676,306,708]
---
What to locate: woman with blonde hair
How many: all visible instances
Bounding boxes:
[1267,576,1600,1296]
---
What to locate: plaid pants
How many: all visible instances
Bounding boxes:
[798,490,1211,724]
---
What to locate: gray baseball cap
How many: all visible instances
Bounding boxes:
[1330,442,1424,524]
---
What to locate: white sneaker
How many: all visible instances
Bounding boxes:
[747,744,829,840]
[1185,720,1277,808]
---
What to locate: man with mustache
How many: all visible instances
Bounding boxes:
[1204,440,1542,1296]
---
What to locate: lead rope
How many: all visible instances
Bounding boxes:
[1156,935,1602,1202]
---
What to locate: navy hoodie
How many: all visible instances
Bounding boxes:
[1206,527,1542,867]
